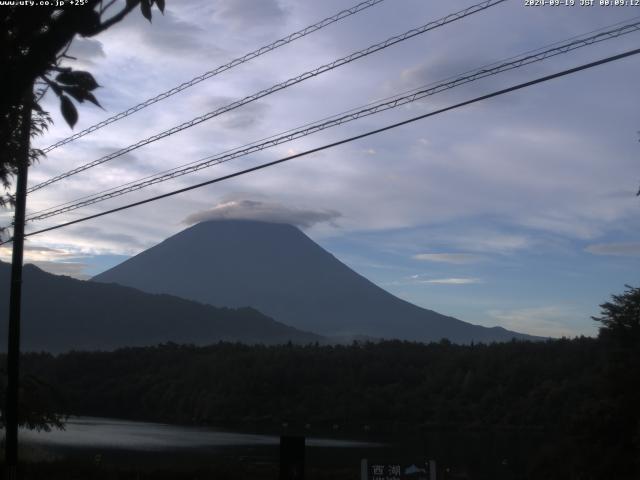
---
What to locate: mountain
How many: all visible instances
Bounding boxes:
[0,261,321,353]
[93,220,535,343]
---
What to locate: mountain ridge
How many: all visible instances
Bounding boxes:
[0,261,322,353]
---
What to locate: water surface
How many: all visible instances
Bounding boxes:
[21,416,379,451]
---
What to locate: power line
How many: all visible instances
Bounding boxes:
[27,19,640,219]
[28,0,507,193]
[4,47,637,245]
[25,20,640,222]
[39,0,387,154]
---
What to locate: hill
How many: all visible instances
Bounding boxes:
[0,261,321,352]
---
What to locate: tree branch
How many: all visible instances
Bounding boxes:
[100,0,118,15]
[86,0,141,37]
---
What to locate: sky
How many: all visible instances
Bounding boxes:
[1,0,639,338]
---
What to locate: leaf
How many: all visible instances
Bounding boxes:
[55,71,75,84]
[155,0,165,13]
[76,9,101,36]
[60,95,78,129]
[49,82,63,97]
[61,85,103,109]
[75,71,99,91]
[84,91,104,109]
[61,85,86,103]
[55,70,99,91]
[141,0,152,22]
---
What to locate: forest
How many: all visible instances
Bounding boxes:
[2,286,639,479]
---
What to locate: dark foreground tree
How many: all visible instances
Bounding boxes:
[592,285,640,478]
[0,368,65,432]
[0,0,167,436]
[0,0,166,207]
[593,285,640,346]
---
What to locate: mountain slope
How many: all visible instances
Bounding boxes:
[0,261,321,353]
[93,220,535,343]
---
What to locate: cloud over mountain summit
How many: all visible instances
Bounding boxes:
[183,197,341,229]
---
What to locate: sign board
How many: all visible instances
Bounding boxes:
[361,459,436,480]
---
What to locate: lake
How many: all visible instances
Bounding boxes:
[20,416,380,451]
[16,416,549,479]
[17,416,387,476]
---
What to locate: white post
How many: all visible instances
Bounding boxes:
[361,459,368,480]
[429,459,437,479]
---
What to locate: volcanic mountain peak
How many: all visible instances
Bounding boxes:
[93,220,536,343]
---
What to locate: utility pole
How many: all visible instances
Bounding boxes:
[5,84,33,480]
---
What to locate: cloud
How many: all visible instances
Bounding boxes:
[488,306,583,338]
[413,253,485,264]
[213,0,287,31]
[462,233,532,253]
[199,97,270,130]
[420,277,482,285]
[0,244,90,279]
[23,245,60,253]
[120,10,211,57]
[399,52,496,91]
[0,244,78,263]
[183,197,341,229]
[66,38,106,66]
[585,242,640,257]
[71,226,148,250]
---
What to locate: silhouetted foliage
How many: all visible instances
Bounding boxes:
[0,0,168,427]
[0,0,166,209]
[593,285,640,345]
[591,285,640,477]
[0,362,65,432]
[6,332,638,478]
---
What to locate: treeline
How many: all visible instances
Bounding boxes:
[19,338,602,431]
[2,287,638,479]
[2,333,638,478]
